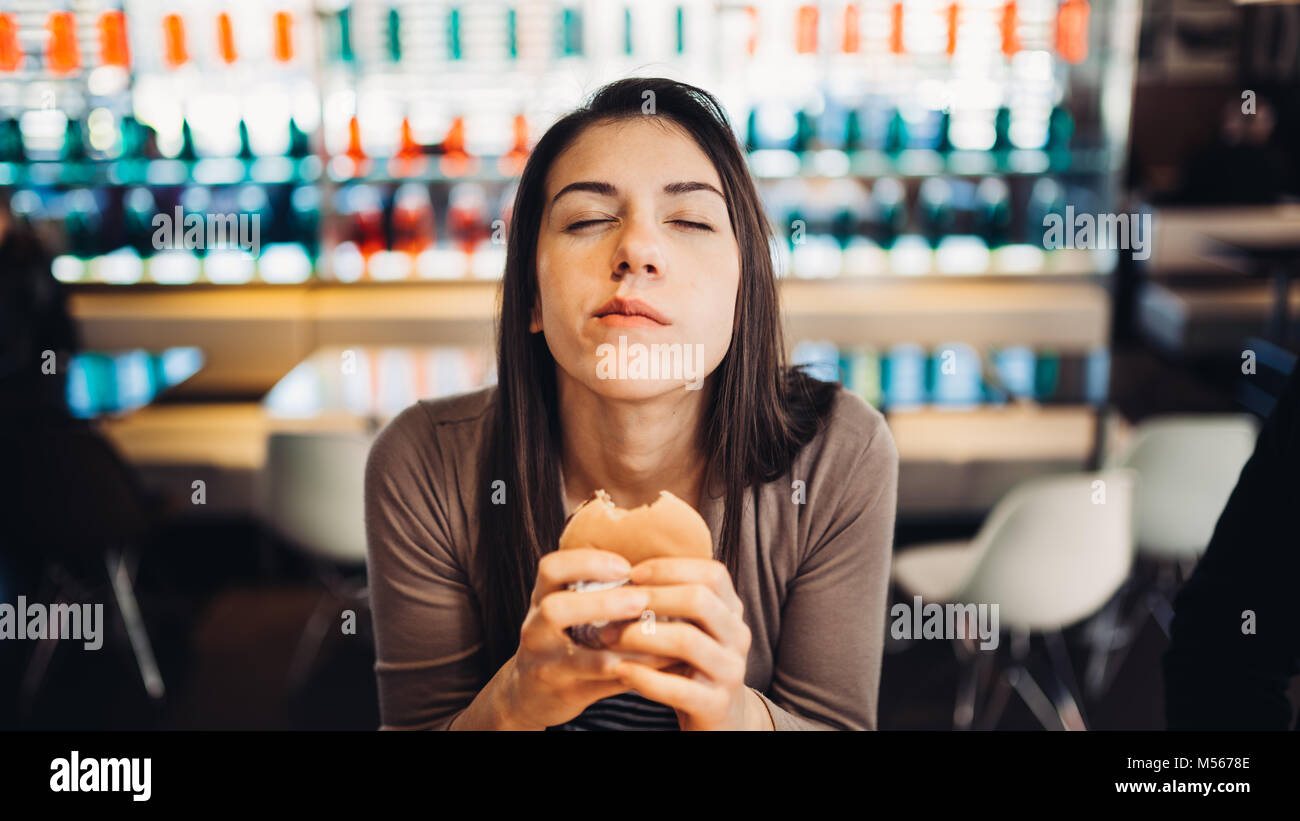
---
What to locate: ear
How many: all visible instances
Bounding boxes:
[528,300,543,334]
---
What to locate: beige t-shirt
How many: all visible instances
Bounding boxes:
[364,382,899,730]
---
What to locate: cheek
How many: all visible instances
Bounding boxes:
[535,245,569,323]
[683,256,740,353]
[534,243,592,353]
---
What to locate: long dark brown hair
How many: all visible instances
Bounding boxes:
[475,76,837,679]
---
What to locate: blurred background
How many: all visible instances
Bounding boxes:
[0,0,1297,730]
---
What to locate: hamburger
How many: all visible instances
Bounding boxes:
[558,489,713,649]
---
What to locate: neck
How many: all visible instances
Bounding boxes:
[557,372,712,516]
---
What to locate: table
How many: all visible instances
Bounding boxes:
[1206,232,1300,348]
[262,344,496,430]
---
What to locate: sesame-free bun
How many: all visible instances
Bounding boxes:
[558,489,713,565]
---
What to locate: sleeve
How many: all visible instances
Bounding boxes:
[760,415,900,730]
[364,403,486,730]
[1163,364,1300,730]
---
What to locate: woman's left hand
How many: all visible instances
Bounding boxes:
[598,558,773,730]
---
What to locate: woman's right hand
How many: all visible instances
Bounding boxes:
[499,547,678,730]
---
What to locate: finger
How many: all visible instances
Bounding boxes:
[613,659,725,719]
[537,586,650,633]
[573,678,636,706]
[633,584,749,650]
[602,621,745,688]
[630,558,742,614]
[544,643,680,682]
[534,548,633,604]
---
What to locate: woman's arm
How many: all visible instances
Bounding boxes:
[365,403,517,730]
[760,414,900,731]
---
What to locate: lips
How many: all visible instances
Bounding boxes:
[593,296,670,325]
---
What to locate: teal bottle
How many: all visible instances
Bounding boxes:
[335,8,354,63]
[870,177,906,250]
[290,184,321,258]
[287,118,310,158]
[993,106,1012,153]
[238,120,254,160]
[974,176,1011,248]
[794,109,815,153]
[64,189,102,257]
[1026,177,1066,248]
[916,177,954,249]
[884,109,907,155]
[123,187,158,256]
[558,6,582,56]
[843,109,862,152]
[386,6,401,63]
[1047,105,1074,152]
[448,7,461,60]
[1033,350,1061,400]
[61,117,86,162]
[119,115,146,159]
[178,119,197,161]
[179,186,212,256]
[0,117,22,162]
[935,109,953,154]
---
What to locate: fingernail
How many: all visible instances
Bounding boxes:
[608,557,632,576]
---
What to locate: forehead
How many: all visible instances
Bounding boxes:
[544,118,723,200]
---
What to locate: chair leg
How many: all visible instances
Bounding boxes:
[952,642,977,730]
[1088,568,1174,701]
[1043,631,1089,730]
[979,669,1013,730]
[1045,631,1086,727]
[16,570,61,712]
[952,636,998,730]
[1004,665,1068,730]
[19,603,64,720]
[1146,590,1175,639]
[107,548,166,700]
[1083,589,1126,700]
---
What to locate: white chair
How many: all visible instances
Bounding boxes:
[891,470,1136,730]
[1107,414,1258,562]
[264,431,373,689]
[1081,414,1259,699]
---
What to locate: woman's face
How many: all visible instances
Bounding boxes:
[532,117,740,401]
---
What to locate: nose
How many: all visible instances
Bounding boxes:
[610,216,663,281]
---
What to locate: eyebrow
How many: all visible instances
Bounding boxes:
[549,180,726,207]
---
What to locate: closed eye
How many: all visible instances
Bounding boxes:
[565,218,714,232]
[564,218,613,232]
[673,220,714,232]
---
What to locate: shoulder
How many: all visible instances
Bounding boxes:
[364,385,497,522]
[364,385,497,563]
[368,385,497,470]
[787,385,898,556]
[806,384,899,489]
[750,383,897,582]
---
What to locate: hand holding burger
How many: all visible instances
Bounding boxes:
[556,490,771,731]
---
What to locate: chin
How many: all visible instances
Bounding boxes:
[586,377,696,401]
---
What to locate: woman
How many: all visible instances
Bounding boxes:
[364,77,898,731]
